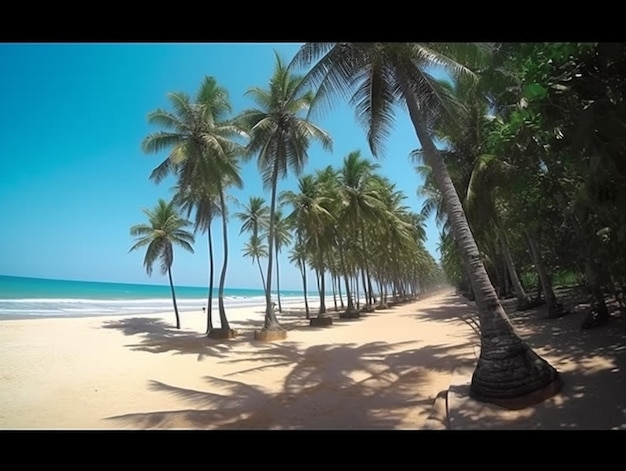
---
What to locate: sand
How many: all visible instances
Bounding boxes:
[0,290,478,430]
[1,289,625,430]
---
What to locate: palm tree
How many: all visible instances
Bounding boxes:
[271,209,293,313]
[280,174,334,319]
[129,198,195,329]
[242,233,268,291]
[238,52,332,334]
[142,76,244,336]
[171,178,221,333]
[287,240,310,319]
[236,196,269,241]
[336,150,386,315]
[291,42,561,409]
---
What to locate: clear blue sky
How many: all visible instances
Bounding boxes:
[1,42,443,291]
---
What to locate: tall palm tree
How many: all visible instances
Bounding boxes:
[142,76,244,335]
[129,198,195,330]
[238,52,332,333]
[336,150,387,315]
[291,42,561,408]
[171,178,221,333]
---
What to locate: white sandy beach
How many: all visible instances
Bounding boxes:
[0,290,479,429]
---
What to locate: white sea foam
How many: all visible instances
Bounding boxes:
[0,294,306,319]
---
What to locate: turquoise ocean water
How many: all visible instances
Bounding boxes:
[0,275,308,319]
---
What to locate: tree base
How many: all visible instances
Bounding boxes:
[362,304,376,313]
[339,309,360,319]
[581,308,609,330]
[310,316,333,327]
[207,328,238,340]
[470,375,563,410]
[376,304,389,310]
[470,340,563,410]
[254,329,287,341]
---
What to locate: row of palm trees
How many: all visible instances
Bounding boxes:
[238,151,440,321]
[130,42,565,410]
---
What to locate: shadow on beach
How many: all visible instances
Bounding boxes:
[100,308,358,360]
[422,291,626,429]
[104,337,473,429]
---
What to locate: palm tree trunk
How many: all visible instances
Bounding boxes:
[332,275,338,311]
[264,166,282,330]
[318,266,327,315]
[206,227,214,334]
[398,70,561,408]
[256,256,267,292]
[300,258,310,319]
[523,229,558,313]
[217,189,231,331]
[297,233,310,319]
[275,246,283,313]
[367,269,376,304]
[338,239,355,312]
[361,269,369,307]
[337,273,345,308]
[501,235,531,308]
[167,267,181,330]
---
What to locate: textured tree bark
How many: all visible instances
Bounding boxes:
[398,70,561,408]
[206,229,214,334]
[263,165,283,331]
[317,265,327,315]
[168,267,181,330]
[217,189,231,331]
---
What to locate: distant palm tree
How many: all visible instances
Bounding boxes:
[242,233,269,292]
[129,198,195,329]
[236,195,270,293]
[287,240,310,319]
[280,174,334,318]
[238,52,332,332]
[236,196,270,241]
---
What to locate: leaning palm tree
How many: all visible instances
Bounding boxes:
[238,52,332,336]
[291,42,561,409]
[129,198,195,329]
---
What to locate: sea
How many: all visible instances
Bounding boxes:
[0,275,310,320]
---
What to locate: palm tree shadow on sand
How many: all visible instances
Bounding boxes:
[420,292,626,429]
[101,317,241,361]
[105,339,473,429]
